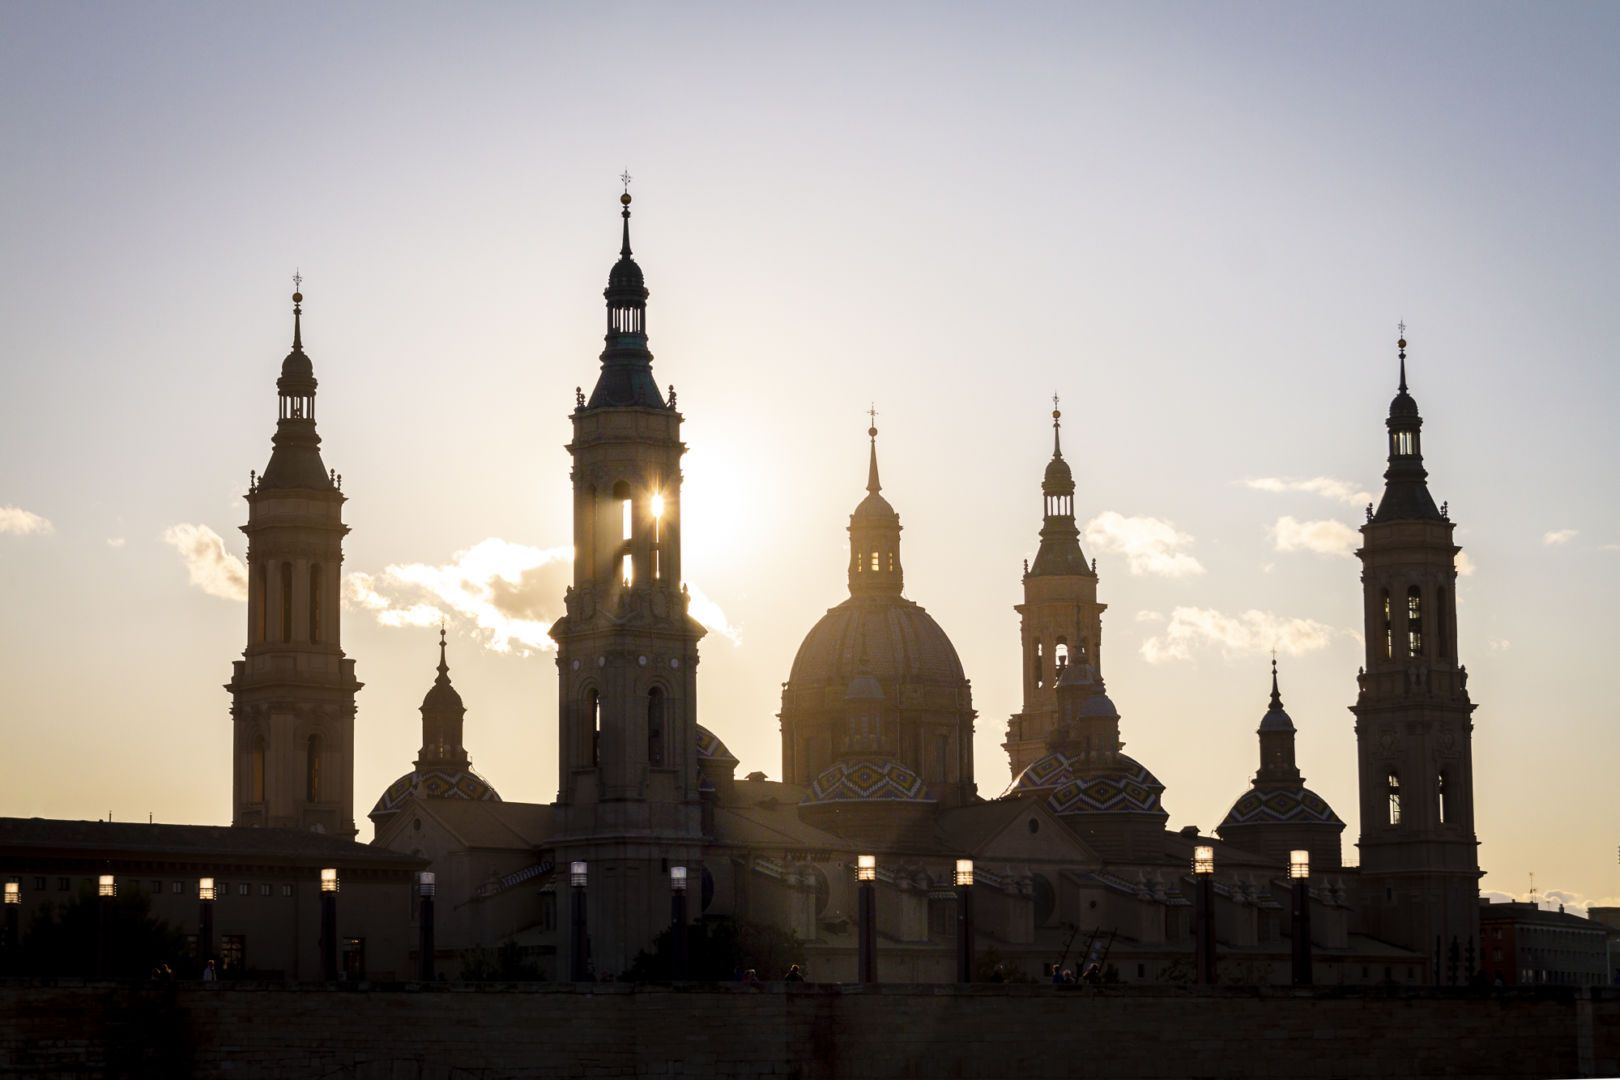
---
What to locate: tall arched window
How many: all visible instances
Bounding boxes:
[614,481,633,588]
[1436,587,1449,659]
[280,561,294,643]
[1381,589,1392,660]
[306,735,322,803]
[309,564,323,644]
[1437,770,1451,825]
[250,735,266,803]
[587,689,601,767]
[1055,639,1069,674]
[1407,585,1424,657]
[1386,770,1402,825]
[1033,640,1045,690]
[647,688,665,766]
[255,564,268,643]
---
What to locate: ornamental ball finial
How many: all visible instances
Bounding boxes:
[292,291,303,304]
[1397,338,1406,350]
[620,192,632,206]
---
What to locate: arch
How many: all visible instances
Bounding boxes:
[587,687,601,767]
[1033,639,1044,690]
[306,734,322,803]
[1407,585,1424,657]
[280,561,294,643]
[1055,638,1069,674]
[254,564,267,643]
[647,687,666,766]
[1386,770,1401,826]
[1437,769,1452,825]
[308,563,323,644]
[1436,587,1450,659]
[250,734,266,803]
[1381,589,1392,660]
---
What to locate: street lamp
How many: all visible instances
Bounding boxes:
[96,874,115,979]
[1288,850,1312,986]
[3,880,18,973]
[1192,845,1216,985]
[670,865,689,981]
[955,859,974,984]
[198,877,215,978]
[570,861,590,982]
[857,855,877,984]
[320,868,339,982]
[98,874,117,898]
[417,872,436,982]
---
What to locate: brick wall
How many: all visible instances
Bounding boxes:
[0,982,1614,1078]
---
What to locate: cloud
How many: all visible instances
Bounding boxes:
[163,524,248,601]
[1271,516,1360,558]
[0,506,53,536]
[1134,610,1165,624]
[1083,512,1204,578]
[1481,889,1620,921]
[1455,551,1475,577]
[106,537,126,548]
[1245,477,1372,507]
[345,536,741,654]
[1488,639,1511,652]
[1139,607,1339,664]
[1542,529,1578,546]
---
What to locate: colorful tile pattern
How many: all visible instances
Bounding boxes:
[802,757,934,804]
[1219,785,1342,827]
[370,768,501,818]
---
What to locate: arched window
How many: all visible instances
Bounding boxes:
[1033,640,1045,690]
[1381,589,1392,660]
[1436,587,1449,659]
[870,551,881,573]
[647,688,665,766]
[280,561,294,643]
[306,735,322,803]
[255,564,267,643]
[309,563,322,644]
[1437,770,1451,825]
[587,689,601,767]
[1407,586,1424,657]
[614,481,633,587]
[1387,770,1402,825]
[250,735,266,803]
[1055,639,1069,674]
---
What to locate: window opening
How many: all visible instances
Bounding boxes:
[1381,590,1392,660]
[309,563,322,643]
[647,688,665,766]
[1033,640,1044,689]
[306,735,322,802]
[588,690,601,767]
[250,735,266,803]
[280,561,293,643]
[1387,771,1402,825]
[1407,586,1423,657]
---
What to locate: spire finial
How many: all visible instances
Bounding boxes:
[291,269,304,350]
[866,404,881,494]
[1269,652,1283,711]
[618,172,634,257]
[436,624,450,680]
[1051,392,1063,458]
[1397,321,1408,393]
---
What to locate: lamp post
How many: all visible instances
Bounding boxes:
[670,866,689,981]
[857,855,877,984]
[1289,850,1312,987]
[96,874,115,979]
[3,880,19,973]
[418,872,436,982]
[1192,846,1216,985]
[319,868,339,982]
[198,877,215,977]
[569,861,590,982]
[955,859,975,984]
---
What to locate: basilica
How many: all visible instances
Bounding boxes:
[223,191,1483,983]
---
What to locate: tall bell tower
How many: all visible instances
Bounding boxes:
[228,284,361,836]
[1005,400,1106,777]
[549,188,706,975]
[1351,330,1480,981]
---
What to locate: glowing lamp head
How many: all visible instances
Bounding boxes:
[570,861,588,888]
[198,877,215,901]
[650,492,665,519]
[1289,850,1310,880]
[1193,846,1215,876]
[98,874,116,897]
[954,859,974,887]
[857,855,876,882]
[418,871,436,898]
[671,865,688,892]
[3,881,18,905]
[320,868,339,894]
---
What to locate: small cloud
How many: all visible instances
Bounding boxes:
[1244,477,1372,507]
[1134,610,1165,624]
[687,583,742,645]
[1271,516,1360,559]
[163,524,248,601]
[0,506,53,536]
[1601,543,1620,552]
[1083,511,1204,578]
[1543,529,1578,546]
[1455,551,1475,577]
[1488,639,1511,652]
[1481,888,1620,920]
[1140,606,1338,664]
[106,537,126,548]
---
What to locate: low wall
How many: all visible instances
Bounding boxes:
[1,981,1615,1079]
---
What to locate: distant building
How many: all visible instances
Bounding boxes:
[1587,906,1620,985]
[1479,900,1610,987]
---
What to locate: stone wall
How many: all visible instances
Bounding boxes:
[0,981,1614,1079]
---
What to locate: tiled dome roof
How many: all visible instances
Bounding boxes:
[802,757,934,805]
[1005,751,1166,816]
[1219,785,1342,829]
[370,768,501,819]
[787,596,966,691]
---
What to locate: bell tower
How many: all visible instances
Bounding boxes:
[1351,330,1480,981]
[228,284,360,836]
[549,188,706,975]
[1005,400,1106,777]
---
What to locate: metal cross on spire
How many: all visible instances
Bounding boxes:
[292,269,303,292]
[1397,320,1406,339]
[620,170,633,193]
[867,403,878,433]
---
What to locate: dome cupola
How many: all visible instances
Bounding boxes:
[584,180,666,410]
[257,283,336,493]
[1372,327,1442,523]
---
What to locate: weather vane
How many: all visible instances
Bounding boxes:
[1397,320,1406,339]
[620,170,633,193]
[292,269,303,292]
[867,403,878,432]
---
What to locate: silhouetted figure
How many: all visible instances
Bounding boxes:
[784,964,804,982]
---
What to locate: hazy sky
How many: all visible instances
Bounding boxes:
[2,3,1616,916]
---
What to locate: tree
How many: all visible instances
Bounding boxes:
[21,886,187,979]
[625,917,806,982]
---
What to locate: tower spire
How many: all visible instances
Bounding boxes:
[1052,393,1062,458]
[619,171,633,258]
[436,624,450,683]
[867,405,881,494]
[292,270,304,351]
[1269,652,1283,711]
[1397,321,1407,393]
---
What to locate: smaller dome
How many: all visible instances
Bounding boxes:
[1043,454,1074,493]
[1389,390,1420,419]
[370,767,501,819]
[1258,703,1294,733]
[608,256,645,292]
[844,673,884,701]
[695,725,738,764]
[423,678,464,714]
[1078,689,1119,720]
[803,757,934,805]
[1047,758,1165,816]
[281,347,313,381]
[851,490,898,524]
[1219,785,1342,829]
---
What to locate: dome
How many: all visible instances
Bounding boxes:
[1218,785,1342,829]
[695,725,738,764]
[1389,389,1420,419]
[1258,702,1294,733]
[1043,454,1074,492]
[1005,751,1165,816]
[370,767,501,820]
[802,757,933,805]
[788,596,967,690]
[845,673,884,701]
[851,490,898,524]
[1078,689,1119,720]
[608,255,646,292]
[280,347,313,381]
[422,678,464,714]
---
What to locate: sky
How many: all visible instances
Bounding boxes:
[1,2,1616,917]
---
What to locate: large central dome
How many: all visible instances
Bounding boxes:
[788,594,966,689]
